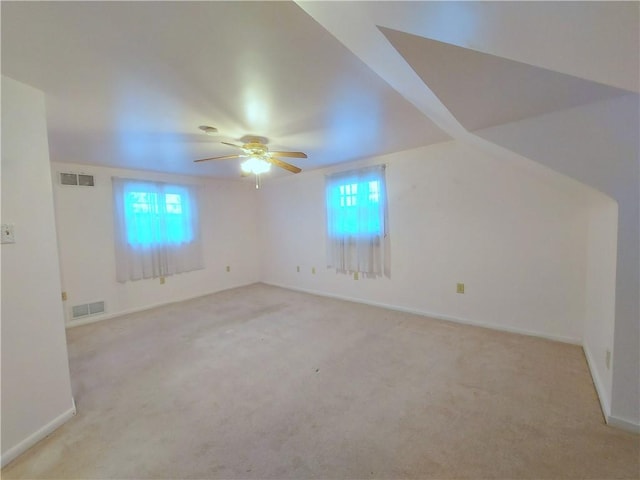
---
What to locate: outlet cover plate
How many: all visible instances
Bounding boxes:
[1,224,15,244]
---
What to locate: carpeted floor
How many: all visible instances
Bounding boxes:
[3,283,639,479]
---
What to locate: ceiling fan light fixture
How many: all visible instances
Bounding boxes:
[241,156,271,175]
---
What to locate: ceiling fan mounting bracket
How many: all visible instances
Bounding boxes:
[240,135,268,145]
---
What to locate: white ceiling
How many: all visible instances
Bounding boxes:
[2,1,638,179]
[1,1,449,178]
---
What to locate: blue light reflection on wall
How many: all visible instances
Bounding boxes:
[327,86,382,160]
[114,86,188,168]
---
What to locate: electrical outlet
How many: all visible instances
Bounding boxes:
[354,272,359,280]
[456,283,465,294]
[226,266,231,272]
[160,276,165,285]
[296,266,300,273]
[312,267,316,274]
[1,224,15,244]
[606,350,611,369]
[61,291,68,301]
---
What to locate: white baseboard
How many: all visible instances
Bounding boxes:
[583,348,640,434]
[607,414,640,434]
[1,398,76,468]
[582,344,611,421]
[65,281,258,329]
[262,282,582,345]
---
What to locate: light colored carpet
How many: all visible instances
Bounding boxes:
[3,283,639,479]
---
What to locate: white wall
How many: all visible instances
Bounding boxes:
[51,163,260,325]
[583,196,618,418]
[259,140,597,344]
[479,93,640,429]
[1,77,75,466]
[301,1,639,431]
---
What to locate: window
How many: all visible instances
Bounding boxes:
[125,189,193,245]
[112,178,203,282]
[333,180,382,236]
[325,165,389,277]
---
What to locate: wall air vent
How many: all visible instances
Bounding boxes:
[60,173,78,186]
[88,301,105,315]
[59,172,95,187]
[78,174,95,186]
[71,304,88,318]
[72,301,105,319]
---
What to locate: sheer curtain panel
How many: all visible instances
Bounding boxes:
[112,178,204,282]
[325,164,390,278]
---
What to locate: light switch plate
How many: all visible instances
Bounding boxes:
[1,224,15,244]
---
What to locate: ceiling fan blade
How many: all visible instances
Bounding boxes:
[221,141,245,149]
[269,157,302,174]
[269,151,307,159]
[194,154,243,163]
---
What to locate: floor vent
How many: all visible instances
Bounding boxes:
[60,172,95,187]
[72,301,105,319]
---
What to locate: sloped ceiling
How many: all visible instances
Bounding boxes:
[379,27,632,132]
[297,1,638,134]
[2,1,638,179]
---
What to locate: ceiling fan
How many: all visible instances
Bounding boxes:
[194,136,307,178]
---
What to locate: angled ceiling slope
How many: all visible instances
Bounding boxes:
[380,27,633,132]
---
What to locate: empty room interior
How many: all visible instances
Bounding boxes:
[1,1,639,479]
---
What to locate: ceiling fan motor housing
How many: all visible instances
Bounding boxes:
[194,135,304,174]
[245,142,269,158]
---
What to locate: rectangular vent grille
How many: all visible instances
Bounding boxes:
[78,174,95,186]
[60,172,95,187]
[88,301,105,315]
[72,304,89,318]
[72,301,105,319]
[60,173,78,186]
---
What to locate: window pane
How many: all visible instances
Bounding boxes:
[165,193,182,214]
[124,189,193,245]
[129,191,160,214]
[369,181,379,202]
[330,179,382,236]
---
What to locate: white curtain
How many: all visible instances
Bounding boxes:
[112,177,204,282]
[325,164,390,278]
